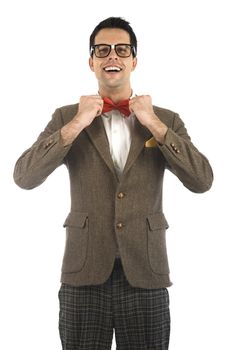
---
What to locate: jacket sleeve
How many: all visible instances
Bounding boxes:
[13,108,72,190]
[159,113,213,193]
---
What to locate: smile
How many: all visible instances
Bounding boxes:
[103,66,122,72]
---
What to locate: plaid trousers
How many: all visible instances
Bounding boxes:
[58,258,170,350]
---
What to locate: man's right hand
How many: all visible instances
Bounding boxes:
[61,95,103,146]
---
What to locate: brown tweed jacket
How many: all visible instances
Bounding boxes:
[14,104,213,288]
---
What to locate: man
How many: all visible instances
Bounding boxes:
[14,17,213,350]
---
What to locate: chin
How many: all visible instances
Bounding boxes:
[105,80,123,89]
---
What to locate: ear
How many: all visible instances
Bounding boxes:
[89,57,94,72]
[131,57,137,72]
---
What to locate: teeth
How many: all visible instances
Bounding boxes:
[104,66,121,72]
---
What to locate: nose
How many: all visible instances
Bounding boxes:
[108,47,118,59]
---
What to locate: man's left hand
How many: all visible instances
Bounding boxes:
[129,95,168,145]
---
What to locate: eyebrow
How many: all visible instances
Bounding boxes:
[94,43,131,45]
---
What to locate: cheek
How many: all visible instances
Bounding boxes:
[90,61,102,74]
[124,60,136,73]
[127,64,135,73]
[89,58,101,73]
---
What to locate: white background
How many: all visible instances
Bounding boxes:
[1,0,232,349]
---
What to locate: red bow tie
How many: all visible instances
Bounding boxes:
[102,97,131,117]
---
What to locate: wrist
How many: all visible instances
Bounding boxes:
[61,119,85,146]
[147,119,168,145]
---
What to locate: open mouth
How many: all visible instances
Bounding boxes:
[103,66,122,73]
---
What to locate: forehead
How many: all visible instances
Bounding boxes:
[94,28,130,44]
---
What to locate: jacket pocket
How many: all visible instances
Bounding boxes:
[147,212,170,274]
[61,212,88,273]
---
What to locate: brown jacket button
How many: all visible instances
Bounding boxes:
[117,192,125,199]
[116,222,124,229]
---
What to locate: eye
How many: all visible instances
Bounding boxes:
[96,45,109,56]
[117,46,128,54]
[116,45,131,56]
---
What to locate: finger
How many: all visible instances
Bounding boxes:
[92,94,102,99]
[96,105,103,116]
[96,101,103,116]
[129,102,134,113]
[129,107,134,114]
[130,96,136,102]
[97,100,103,108]
[129,98,135,106]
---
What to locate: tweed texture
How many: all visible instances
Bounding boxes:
[14,103,213,288]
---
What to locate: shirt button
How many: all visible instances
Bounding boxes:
[116,222,124,229]
[117,192,125,199]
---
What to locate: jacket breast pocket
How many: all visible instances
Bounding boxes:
[147,213,170,274]
[61,212,88,273]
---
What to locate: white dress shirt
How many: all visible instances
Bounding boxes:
[102,110,135,177]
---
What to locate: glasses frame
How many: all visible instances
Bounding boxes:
[90,43,136,58]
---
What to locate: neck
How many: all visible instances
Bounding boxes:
[98,86,132,103]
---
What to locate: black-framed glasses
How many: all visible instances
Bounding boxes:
[90,43,136,58]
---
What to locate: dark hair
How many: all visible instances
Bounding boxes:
[89,17,137,57]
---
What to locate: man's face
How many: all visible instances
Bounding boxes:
[89,28,137,90]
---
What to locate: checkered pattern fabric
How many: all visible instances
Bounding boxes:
[58,258,170,349]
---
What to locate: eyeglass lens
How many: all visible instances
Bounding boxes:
[94,44,132,58]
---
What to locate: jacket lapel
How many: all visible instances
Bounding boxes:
[123,118,152,176]
[85,116,152,180]
[85,117,118,179]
